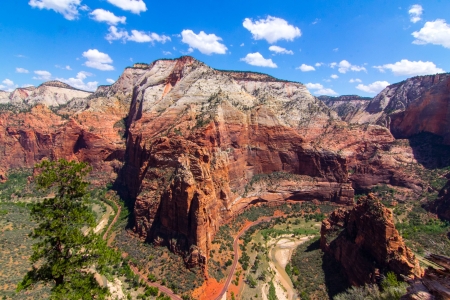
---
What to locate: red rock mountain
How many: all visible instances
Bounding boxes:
[0,56,442,265]
[321,194,423,286]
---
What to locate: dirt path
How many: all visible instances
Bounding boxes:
[214,216,275,300]
[94,201,114,234]
[102,198,181,300]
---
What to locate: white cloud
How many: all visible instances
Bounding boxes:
[0,78,18,92]
[408,4,423,23]
[305,82,338,96]
[90,8,126,25]
[374,59,445,76]
[240,52,277,68]
[16,67,29,73]
[162,51,172,55]
[243,16,301,43]
[106,0,147,14]
[412,19,450,49]
[333,48,339,52]
[57,71,98,91]
[55,65,72,70]
[28,0,82,20]
[180,30,227,55]
[106,78,115,84]
[297,64,315,72]
[331,74,339,79]
[349,78,362,83]
[268,45,293,55]
[82,49,114,71]
[315,62,323,67]
[312,18,320,25]
[356,81,390,94]
[331,60,366,73]
[240,43,244,47]
[106,26,170,44]
[33,70,52,80]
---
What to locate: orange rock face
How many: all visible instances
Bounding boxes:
[0,57,437,268]
[320,194,423,286]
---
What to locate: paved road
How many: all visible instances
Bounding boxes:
[214,216,274,300]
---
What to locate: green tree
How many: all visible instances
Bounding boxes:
[17,159,120,299]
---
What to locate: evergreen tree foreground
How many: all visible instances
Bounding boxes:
[17,159,120,299]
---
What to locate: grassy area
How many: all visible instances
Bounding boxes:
[114,229,204,296]
[0,202,51,299]
[288,237,349,300]
[0,169,45,201]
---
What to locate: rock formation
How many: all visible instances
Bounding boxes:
[329,73,450,145]
[319,95,372,122]
[320,193,423,286]
[0,56,443,266]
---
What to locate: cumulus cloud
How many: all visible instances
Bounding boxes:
[349,78,362,83]
[33,70,52,80]
[315,62,323,67]
[305,83,338,96]
[106,78,115,84]
[409,4,423,23]
[90,8,126,25]
[331,74,339,79]
[106,0,147,14]
[28,0,82,20]
[240,52,277,68]
[412,19,450,49]
[16,67,29,73]
[268,45,293,54]
[331,60,366,73]
[297,64,315,72]
[374,59,445,76]
[106,26,170,44]
[162,51,172,55]
[0,79,18,91]
[181,30,227,55]
[243,16,301,43]
[356,81,390,94]
[57,71,98,91]
[82,49,114,71]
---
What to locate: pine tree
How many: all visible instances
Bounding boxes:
[17,159,120,299]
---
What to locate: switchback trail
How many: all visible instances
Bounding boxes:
[102,197,181,300]
[214,216,274,300]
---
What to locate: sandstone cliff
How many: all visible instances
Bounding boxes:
[343,73,450,145]
[319,95,372,122]
[321,194,423,286]
[0,56,436,267]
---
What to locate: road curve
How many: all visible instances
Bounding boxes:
[214,217,274,300]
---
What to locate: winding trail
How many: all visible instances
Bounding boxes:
[214,216,274,300]
[102,198,181,300]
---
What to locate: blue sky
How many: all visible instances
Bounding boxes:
[0,0,449,96]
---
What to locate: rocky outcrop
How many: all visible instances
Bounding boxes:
[0,56,438,267]
[319,95,372,122]
[321,194,423,286]
[430,178,450,221]
[402,254,450,300]
[348,73,450,145]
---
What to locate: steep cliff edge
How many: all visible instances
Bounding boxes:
[0,56,439,268]
[345,73,450,145]
[321,194,423,286]
[319,95,372,122]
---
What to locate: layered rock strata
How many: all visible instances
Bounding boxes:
[321,193,423,286]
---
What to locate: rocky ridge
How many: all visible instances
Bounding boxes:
[0,56,438,267]
[326,73,450,145]
[321,193,423,286]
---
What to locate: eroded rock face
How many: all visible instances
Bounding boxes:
[321,194,423,286]
[0,56,436,267]
[319,95,372,122]
[344,73,450,145]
